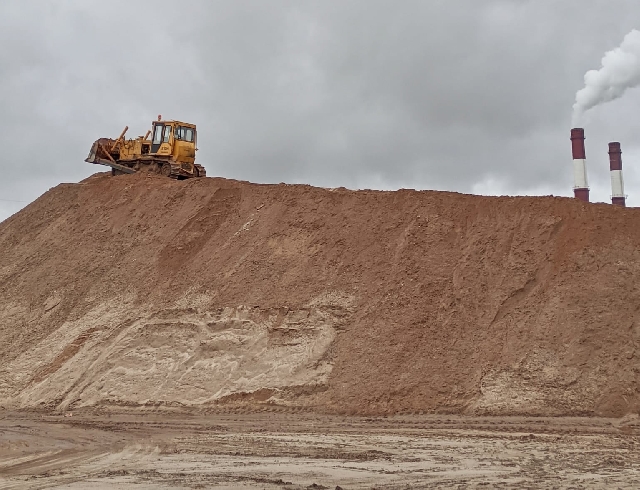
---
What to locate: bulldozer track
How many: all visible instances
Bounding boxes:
[90,155,203,180]
[114,159,195,179]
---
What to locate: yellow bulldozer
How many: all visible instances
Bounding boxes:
[86,115,206,178]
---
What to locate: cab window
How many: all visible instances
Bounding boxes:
[163,125,171,143]
[152,124,163,144]
[173,126,194,142]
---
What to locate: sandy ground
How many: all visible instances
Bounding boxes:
[1,410,640,489]
[3,174,640,417]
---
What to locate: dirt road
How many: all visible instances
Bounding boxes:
[1,410,640,488]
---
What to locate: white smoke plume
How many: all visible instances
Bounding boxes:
[572,29,640,127]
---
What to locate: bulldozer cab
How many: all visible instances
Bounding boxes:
[150,120,197,164]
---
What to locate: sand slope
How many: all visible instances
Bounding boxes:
[1,173,639,416]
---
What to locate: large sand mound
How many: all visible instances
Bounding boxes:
[1,173,639,416]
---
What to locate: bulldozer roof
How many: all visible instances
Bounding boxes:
[156,119,196,129]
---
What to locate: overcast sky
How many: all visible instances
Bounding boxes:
[1,0,640,221]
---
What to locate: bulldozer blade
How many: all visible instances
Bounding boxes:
[85,140,99,163]
[92,157,136,174]
[85,138,135,174]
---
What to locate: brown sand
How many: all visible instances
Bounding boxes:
[1,172,639,417]
[2,411,640,489]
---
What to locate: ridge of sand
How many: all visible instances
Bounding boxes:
[1,172,639,416]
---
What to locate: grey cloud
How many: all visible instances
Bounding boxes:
[2,0,640,222]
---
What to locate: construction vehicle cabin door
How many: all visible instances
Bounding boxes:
[151,123,164,153]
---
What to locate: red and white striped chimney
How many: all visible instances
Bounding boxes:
[570,128,589,202]
[608,142,626,207]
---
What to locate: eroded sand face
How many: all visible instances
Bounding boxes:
[2,411,640,489]
[0,292,352,410]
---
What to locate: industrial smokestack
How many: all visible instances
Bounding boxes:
[570,128,589,202]
[608,142,626,207]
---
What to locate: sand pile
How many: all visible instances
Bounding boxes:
[0,172,639,417]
